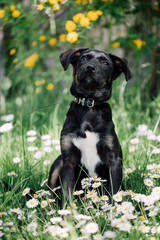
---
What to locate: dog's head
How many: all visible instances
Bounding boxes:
[60,48,131,101]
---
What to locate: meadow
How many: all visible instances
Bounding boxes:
[0,0,160,239]
[0,67,160,239]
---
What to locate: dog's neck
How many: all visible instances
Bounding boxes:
[70,82,112,105]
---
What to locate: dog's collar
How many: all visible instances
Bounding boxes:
[74,97,106,108]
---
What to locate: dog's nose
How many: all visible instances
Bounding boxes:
[86,64,95,71]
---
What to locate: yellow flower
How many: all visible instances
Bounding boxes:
[73,13,85,23]
[32,40,37,47]
[9,48,16,55]
[139,216,145,221]
[96,10,103,16]
[39,35,46,41]
[25,53,39,69]
[66,31,78,43]
[35,81,40,86]
[87,11,99,21]
[37,4,44,10]
[48,38,57,46]
[13,58,18,63]
[132,39,146,50]
[48,0,58,5]
[66,20,76,32]
[46,83,54,90]
[112,42,120,48]
[10,5,16,11]
[3,17,8,22]
[53,5,59,11]
[40,79,45,85]
[76,0,88,4]
[35,87,41,94]
[101,0,114,2]
[80,17,90,27]
[59,34,66,42]
[0,10,5,18]
[12,10,21,18]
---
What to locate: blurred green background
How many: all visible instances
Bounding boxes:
[0,0,160,128]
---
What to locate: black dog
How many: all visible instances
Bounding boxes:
[48,48,131,203]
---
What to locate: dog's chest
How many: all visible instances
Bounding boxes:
[72,131,101,177]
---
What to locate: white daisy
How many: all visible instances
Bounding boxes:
[7,171,18,177]
[58,209,71,215]
[13,157,21,163]
[50,217,62,224]
[118,221,132,232]
[74,214,92,220]
[139,225,150,233]
[47,225,61,237]
[27,130,37,136]
[55,145,61,151]
[147,134,157,140]
[1,114,14,122]
[27,221,38,235]
[91,195,99,203]
[123,168,134,174]
[130,138,139,145]
[137,124,148,136]
[27,136,37,142]
[52,139,60,145]
[26,199,39,208]
[103,230,117,238]
[151,148,160,155]
[113,193,122,202]
[93,234,103,240]
[0,123,13,133]
[129,145,137,152]
[41,200,48,208]
[92,182,101,188]
[34,151,44,159]
[73,190,84,195]
[144,178,154,187]
[22,187,30,196]
[43,139,52,146]
[86,190,97,199]
[152,186,160,195]
[101,195,109,201]
[84,222,98,234]
[27,146,38,152]
[44,147,53,153]
[43,159,51,165]
[41,134,51,140]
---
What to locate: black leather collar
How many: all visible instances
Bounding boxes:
[74,97,106,108]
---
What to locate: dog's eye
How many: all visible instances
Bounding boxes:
[81,56,87,62]
[102,60,109,65]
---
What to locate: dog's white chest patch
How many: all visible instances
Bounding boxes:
[72,131,100,177]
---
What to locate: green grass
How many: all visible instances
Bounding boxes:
[0,72,160,239]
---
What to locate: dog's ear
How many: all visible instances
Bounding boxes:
[60,48,89,71]
[109,54,131,81]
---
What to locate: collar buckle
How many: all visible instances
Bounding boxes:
[86,98,94,107]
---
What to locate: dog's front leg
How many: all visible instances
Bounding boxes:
[61,143,81,205]
[107,155,123,199]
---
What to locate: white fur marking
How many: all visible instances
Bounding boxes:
[72,131,101,177]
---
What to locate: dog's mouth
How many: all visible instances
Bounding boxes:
[76,72,106,90]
